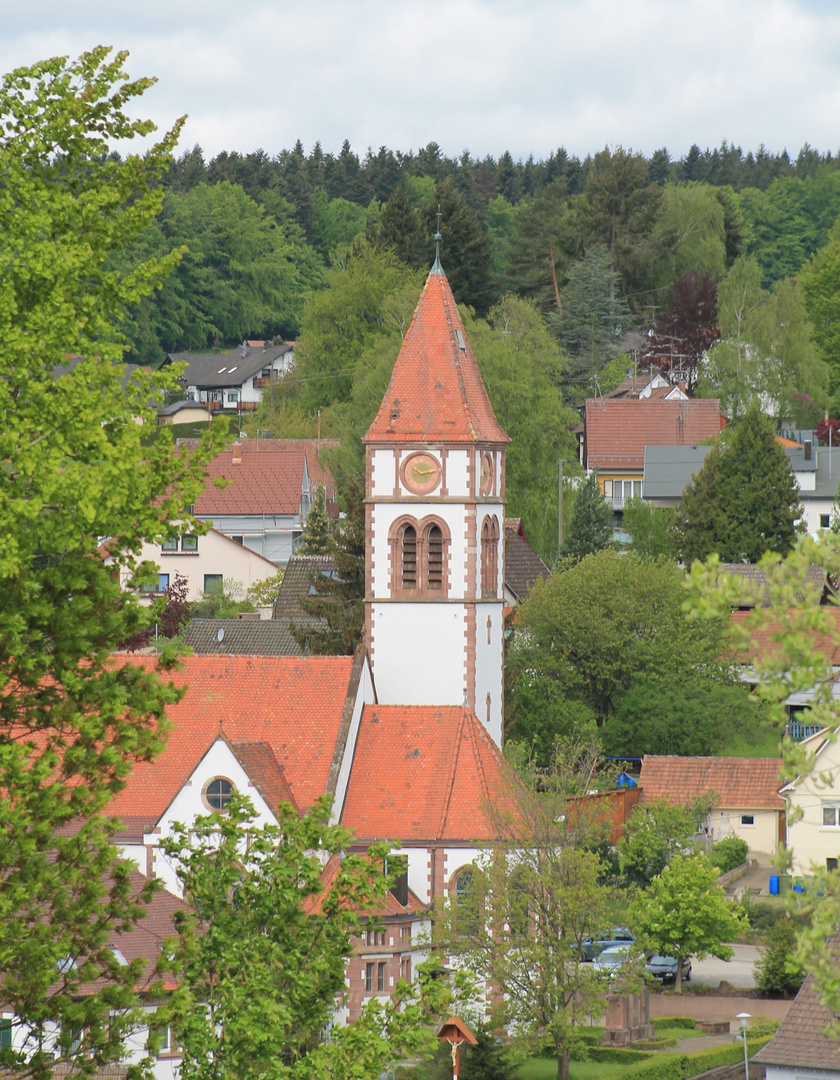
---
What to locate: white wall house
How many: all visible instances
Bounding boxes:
[161,341,294,412]
[782,727,840,876]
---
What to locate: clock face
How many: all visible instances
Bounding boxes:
[402,452,442,495]
[480,452,493,496]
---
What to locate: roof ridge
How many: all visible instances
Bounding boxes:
[436,707,467,839]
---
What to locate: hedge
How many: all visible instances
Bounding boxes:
[634,1037,678,1050]
[651,1017,698,1031]
[603,1037,772,1080]
[584,1047,654,1064]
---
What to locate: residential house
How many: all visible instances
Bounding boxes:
[638,755,785,856]
[193,443,312,566]
[181,618,302,655]
[156,400,212,426]
[781,728,840,875]
[643,441,840,534]
[579,397,725,536]
[753,971,840,1079]
[161,340,294,413]
[603,369,688,401]
[118,526,279,604]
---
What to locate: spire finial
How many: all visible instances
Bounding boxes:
[431,203,443,275]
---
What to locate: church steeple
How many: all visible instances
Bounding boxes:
[363,260,508,747]
[430,203,443,276]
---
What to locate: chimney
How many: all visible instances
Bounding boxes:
[241,340,247,358]
[232,441,242,465]
[678,380,686,395]
[804,439,813,461]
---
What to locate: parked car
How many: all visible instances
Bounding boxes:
[592,944,636,980]
[580,928,635,961]
[645,954,692,983]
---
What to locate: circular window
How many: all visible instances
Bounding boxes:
[205,778,234,811]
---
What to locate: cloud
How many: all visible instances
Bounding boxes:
[0,0,838,161]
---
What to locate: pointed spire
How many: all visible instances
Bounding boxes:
[430,203,443,275]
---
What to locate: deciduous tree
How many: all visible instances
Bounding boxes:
[0,47,226,1079]
[630,854,745,990]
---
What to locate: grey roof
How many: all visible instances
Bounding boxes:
[163,342,292,390]
[505,527,550,602]
[157,399,212,417]
[643,442,840,501]
[273,555,338,620]
[753,972,840,1071]
[182,618,303,656]
[642,444,712,499]
[718,562,828,606]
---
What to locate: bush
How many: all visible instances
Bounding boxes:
[651,1017,697,1030]
[747,1015,780,1037]
[710,836,749,873]
[607,1037,772,1080]
[459,1021,518,1080]
[756,918,806,996]
[633,1037,677,1049]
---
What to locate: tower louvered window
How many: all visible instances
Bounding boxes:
[427,525,443,590]
[401,525,417,588]
[481,516,499,597]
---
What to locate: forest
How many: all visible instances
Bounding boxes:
[116,138,840,558]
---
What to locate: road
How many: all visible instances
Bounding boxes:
[689,944,760,989]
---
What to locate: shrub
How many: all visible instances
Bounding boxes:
[747,1015,780,1037]
[652,1017,697,1030]
[459,1021,518,1080]
[756,918,806,996]
[604,1037,771,1080]
[710,836,749,873]
[585,1047,653,1063]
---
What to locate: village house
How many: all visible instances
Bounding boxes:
[160,340,294,414]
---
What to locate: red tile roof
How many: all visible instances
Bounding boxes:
[364,271,509,445]
[241,439,338,500]
[583,398,724,471]
[229,739,299,814]
[730,607,840,664]
[107,655,356,823]
[639,755,784,810]
[194,449,306,516]
[341,705,512,842]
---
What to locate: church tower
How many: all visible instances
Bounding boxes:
[363,247,510,747]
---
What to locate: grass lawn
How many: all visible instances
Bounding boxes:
[650,1026,704,1040]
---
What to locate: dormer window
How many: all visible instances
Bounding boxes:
[204,778,234,811]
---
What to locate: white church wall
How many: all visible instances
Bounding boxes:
[149,740,280,897]
[371,603,467,706]
[369,502,469,597]
[474,603,505,744]
[444,449,470,496]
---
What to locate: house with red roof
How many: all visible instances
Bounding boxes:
[192,443,312,566]
[579,397,725,533]
[638,755,785,855]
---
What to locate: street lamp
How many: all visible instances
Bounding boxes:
[736,1012,751,1080]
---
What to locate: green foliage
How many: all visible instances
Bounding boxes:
[621,498,675,559]
[459,1021,518,1080]
[746,1015,781,1037]
[619,796,717,888]
[190,579,255,619]
[611,1038,771,1080]
[756,918,806,996]
[298,483,332,554]
[294,239,423,411]
[0,46,229,1080]
[505,673,598,766]
[674,403,803,565]
[246,569,285,608]
[801,217,840,407]
[291,476,365,655]
[160,796,453,1080]
[515,551,729,725]
[465,295,578,561]
[421,179,495,312]
[710,837,749,873]
[630,854,746,990]
[652,182,727,286]
[602,678,756,757]
[562,473,613,560]
[651,1017,698,1031]
[436,742,616,1080]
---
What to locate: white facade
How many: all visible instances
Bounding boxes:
[783,729,840,875]
[707,806,779,856]
[366,444,506,747]
[120,527,279,603]
[193,512,304,566]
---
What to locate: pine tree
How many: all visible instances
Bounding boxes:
[291,477,365,654]
[674,403,803,564]
[562,473,613,559]
[297,483,331,554]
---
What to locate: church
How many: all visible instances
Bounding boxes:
[108,252,515,1035]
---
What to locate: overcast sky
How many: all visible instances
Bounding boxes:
[1,0,838,166]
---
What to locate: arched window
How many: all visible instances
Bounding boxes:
[400,524,417,589]
[481,516,499,598]
[427,525,443,590]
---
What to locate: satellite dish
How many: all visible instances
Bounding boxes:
[217,628,225,643]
